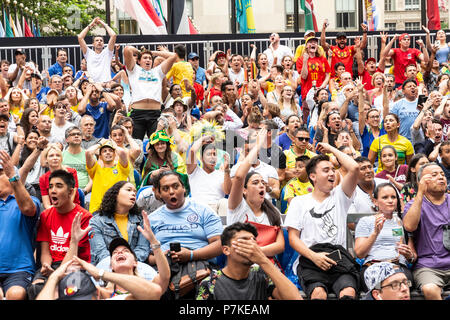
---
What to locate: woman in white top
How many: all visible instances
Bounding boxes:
[123,46,177,141]
[278,85,302,122]
[227,128,285,266]
[267,75,285,104]
[186,134,231,213]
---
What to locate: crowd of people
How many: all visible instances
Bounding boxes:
[0,17,449,301]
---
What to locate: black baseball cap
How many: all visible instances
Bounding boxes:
[336,32,347,39]
[0,113,9,122]
[58,270,97,300]
[108,237,137,259]
[14,48,25,55]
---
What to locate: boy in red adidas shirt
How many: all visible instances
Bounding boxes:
[28,170,92,299]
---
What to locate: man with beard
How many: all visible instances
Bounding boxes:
[321,22,368,78]
[78,83,119,139]
[85,139,130,214]
[314,110,345,148]
[384,79,419,141]
[297,36,331,123]
[284,127,316,182]
[285,143,360,300]
[403,163,450,300]
[28,170,92,300]
[149,171,223,299]
[221,80,241,115]
[196,222,302,300]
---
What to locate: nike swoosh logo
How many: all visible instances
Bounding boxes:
[309,205,335,218]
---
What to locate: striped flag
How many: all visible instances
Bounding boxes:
[300,0,318,32]
[0,20,5,37]
[115,0,167,34]
[9,13,18,36]
[170,0,190,34]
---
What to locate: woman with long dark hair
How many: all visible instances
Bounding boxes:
[228,128,285,268]
[89,181,169,288]
[375,145,409,191]
[354,182,416,292]
[19,108,39,137]
[399,153,429,207]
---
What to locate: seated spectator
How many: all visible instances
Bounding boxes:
[6,87,27,119]
[262,102,285,130]
[228,129,284,266]
[48,49,75,77]
[403,163,450,300]
[89,182,167,286]
[187,134,231,214]
[414,119,444,160]
[284,155,314,206]
[39,144,80,209]
[141,129,188,192]
[85,139,130,214]
[149,171,223,299]
[19,107,39,138]
[411,94,436,147]
[314,110,344,148]
[285,143,361,300]
[284,127,316,182]
[49,101,75,147]
[196,222,302,300]
[305,87,329,134]
[437,141,450,190]
[0,150,40,300]
[368,113,414,173]
[400,153,429,206]
[355,182,416,292]
[29,170,92,300]
[278,85,302,122]
[363,262,411,300]
[275,114,301,151]
[80,114,100,150]
[375,146,409,191]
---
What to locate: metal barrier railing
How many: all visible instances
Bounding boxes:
[0,32,437,76]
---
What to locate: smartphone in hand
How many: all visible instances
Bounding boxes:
[327,249,342,262]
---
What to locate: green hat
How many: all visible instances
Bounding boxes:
[149,130,173,145]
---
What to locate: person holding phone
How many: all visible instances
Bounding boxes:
[354,182,416,292]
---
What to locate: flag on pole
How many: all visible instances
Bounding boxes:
[115,0,167,34]
[427,0,441,30]
[300,0,318,32]
[23,17,33,37]
[170,0,191,34]
[188,16,198,34]
[9,13,18,36]
[151,0,167,28]
[363,0,379,31]
[15,14,23,37]
[0,20,5,37]
[236,0,255,33]
[4,11,14,37]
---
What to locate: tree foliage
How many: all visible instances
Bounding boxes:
[3,0,106,36]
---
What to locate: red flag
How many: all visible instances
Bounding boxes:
[188,17,198,34]
[23,17,34,37]
[427,0,441,30]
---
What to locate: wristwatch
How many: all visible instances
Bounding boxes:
[151,242,161,251]
[8,175,19,183]
[98,269,105,281]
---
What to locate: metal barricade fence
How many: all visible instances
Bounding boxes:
[0,32,437,77]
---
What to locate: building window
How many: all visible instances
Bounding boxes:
[405,22,421,30]
[384,0,395,11]
[336,0,356,29]
[385,23,396,31]
[186,0,193,17]
[405,0,420,11]
[285,0,305,31]
[117,11,139,35]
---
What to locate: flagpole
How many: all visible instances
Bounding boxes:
[421,0,427,28]
[105,0,111,26]
[231,0,236,34]
[294,0,299,33]
[167,0,173,34]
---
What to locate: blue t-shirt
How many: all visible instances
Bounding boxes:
[0,195,40,274]
[85,101,111,139]
[48,62,75,77]
[390,98,419,141]
[195,67,207,85]
[275,133,293,151]
[361,123,387,157]
[347,101,359,123]
[149,199,223,253]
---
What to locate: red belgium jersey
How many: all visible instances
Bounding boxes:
[297,56,331,100]
[330,45,356,77]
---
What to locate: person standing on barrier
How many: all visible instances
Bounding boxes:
[123,46,177,141]
[77,17,117,84]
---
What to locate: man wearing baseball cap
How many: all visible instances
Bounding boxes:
[188,52,207,88]
[363,262,411,300]
[8,48,36,87]
[85,139,130,213]
[321,20,368,78]
[383,33,429,87]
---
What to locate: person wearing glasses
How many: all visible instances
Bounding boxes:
[363,261,411,300]
[284,127,316,183]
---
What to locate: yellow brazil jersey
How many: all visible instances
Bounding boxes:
[284,147,317,169]
[283,177,314,213]
[166,61,195,98]
[369,134,414,173]
[87,161,131,213]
